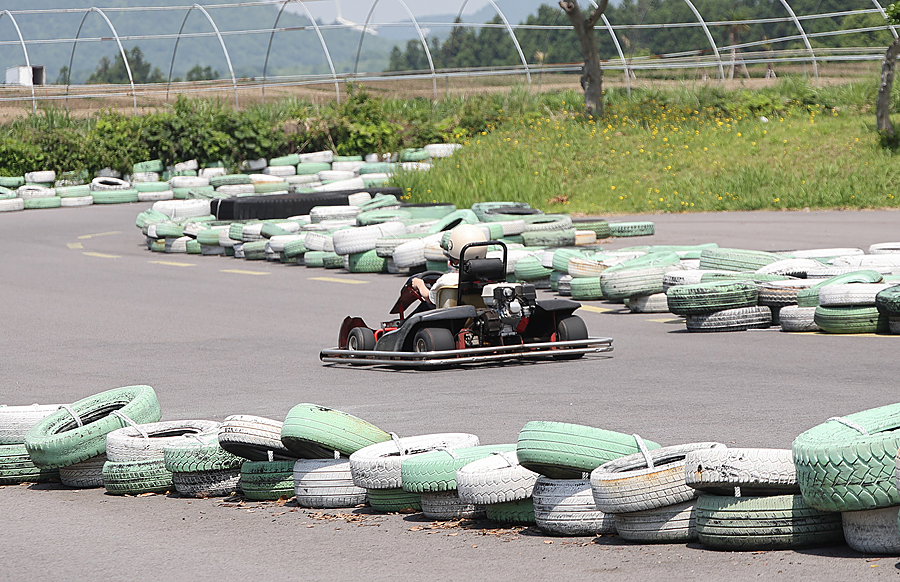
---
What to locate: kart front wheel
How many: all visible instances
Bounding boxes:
[348,327,376,351]
[413,327,455,352]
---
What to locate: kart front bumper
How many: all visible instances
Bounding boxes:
[319,337,613,369]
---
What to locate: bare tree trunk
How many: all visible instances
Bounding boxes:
[877,38,900,137]
[559,0,608,115]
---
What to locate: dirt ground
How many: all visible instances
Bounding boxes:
[0,61,878,121]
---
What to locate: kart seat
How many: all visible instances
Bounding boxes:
[434,285,485,309]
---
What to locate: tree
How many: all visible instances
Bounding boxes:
[877,3,900,138]
[186,65,219,82]
[559,0,609,115]
[86,46,165,84]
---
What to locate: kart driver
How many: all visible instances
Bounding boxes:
[411,224,487,308]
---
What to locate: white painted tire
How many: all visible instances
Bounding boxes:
[304,231,335,252]
[105,420,220,462]
[779,305,819,332]
[216,184,255,196]
[332,161,366,173]
[832,255,900,269]
[60,196,93,207]
[819,283,894,307]
[25,170,56,183]
[350,433,480,490]
[0,198,25,212]
[628,293,670,313]
[420,490,485,520]
[313,177,366,192]
[456,450,538,504]
[841,507,900,554]
[293,458,368,508]
[310,205,361,223]
[568,257,606,278]
[533,477,616,536]
[756,258,825,277]
[684,448,798,494]
[138,190,174,202]
[868,243,900,254]
[614,500,698,542]
[131,172,160,183]
[17,185,55,199]
[333,222,406,255]
[590,442,725,514]
[392,238,427,268]
[299,151,334,164]
[263,165,297,177]
[791,247,864,258]
[198,167,227,179]
[90,177,131,191]
[174,160,199,172]
[0,404,64,445]
[316,170,355,182]
[217,415,296,461]
[424,143,462,158]
[151,199,211,219]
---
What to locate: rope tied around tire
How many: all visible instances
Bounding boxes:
[59,405,84,428]
[389,432,408,456]
[632,434,655,469]
[826,416,870,435]
[490,450,517,468]
[433,445,459,459]
[111,410,149,439]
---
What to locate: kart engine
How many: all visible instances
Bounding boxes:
[482,283,536,336]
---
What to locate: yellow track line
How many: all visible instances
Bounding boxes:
[149,260,195,267]
[578,305,611,314]
[82,252,120,259]
[67,242,83,249]
[309,277,369,285]
[221,269,269,276]
[77,231,122,240]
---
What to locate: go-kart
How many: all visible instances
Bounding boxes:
[319,241,613,368]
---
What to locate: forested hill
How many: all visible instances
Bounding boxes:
[388,0,895,71]
[0,0,395,83]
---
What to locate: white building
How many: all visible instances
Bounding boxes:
[5,65,45,86]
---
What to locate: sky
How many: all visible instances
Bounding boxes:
[291,0,532,25]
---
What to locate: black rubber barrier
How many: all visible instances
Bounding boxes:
[211,187,403,221]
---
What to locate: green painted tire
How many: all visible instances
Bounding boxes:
[514,255,553,281]
[400,444,516,493]
[517,421,661,479]
[399,148,430,162]
[367,487,421,512]
[253,181,288,194]
[875,285,900,315]
[0,444,59,484]
[521,229,576,247]
[23,197,62,209]
[609,221,654,237]
[666,281,758,316]
[295,162,331,175]
[270,154,301,166]
[260,223,290,238]
[102,458,173,495]
[347,250,386,273]
[427,209,479,234]
[793,403,900,512]
[133,182,170,193]
[164,433,244,473]
[485,498,536,525]
[92,189,139,204]
[240,460,295,500]
[356,209,411,226]
[56,185,92,197]
[813,305,888,334]
[699,248,783,271]
[24,386,161,469]
[281,403,391,458]
[133,160,164,173]
[210,174,251,188]
[696,494,842,550]
[570,277,603,300]
[0,176,25,188]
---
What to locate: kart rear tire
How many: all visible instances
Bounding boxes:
[348,327,376,351]
[413,327,455,352]
[555,315,588,359]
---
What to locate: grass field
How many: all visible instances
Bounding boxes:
[394,77,900,215]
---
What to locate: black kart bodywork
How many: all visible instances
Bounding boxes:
[321,241,613,368]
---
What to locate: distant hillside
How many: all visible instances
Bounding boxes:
[0,0,393,83]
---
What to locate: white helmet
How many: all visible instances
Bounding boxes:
[445,224,487,261]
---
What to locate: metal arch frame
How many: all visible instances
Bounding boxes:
[262,0,341,105]
[681,0,725,81]
[165,3,239,108]
[778,0,818,81]
[870,0,899,40]
[65,7,136,113]
[0,10,36,113]
[354,0,437,98]
[451,0,531,85]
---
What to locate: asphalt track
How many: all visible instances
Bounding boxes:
[1,204,899,581]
